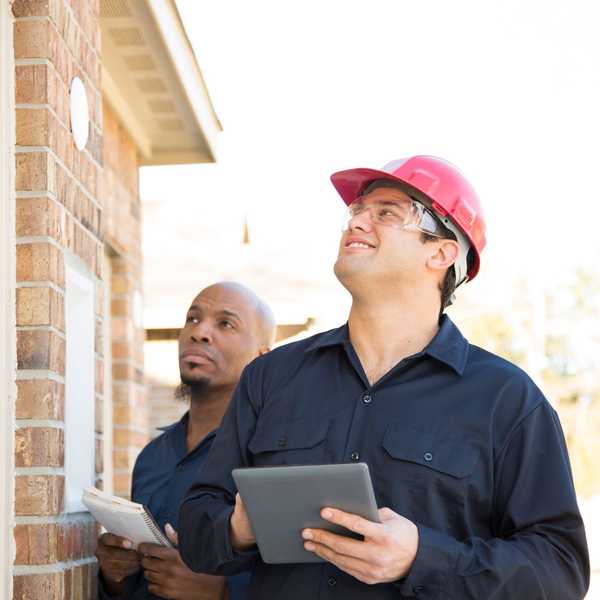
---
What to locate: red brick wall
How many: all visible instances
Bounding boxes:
[12,0,102,597]
[102,101,148,498]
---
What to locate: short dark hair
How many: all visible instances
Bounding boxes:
[421,231,457,315]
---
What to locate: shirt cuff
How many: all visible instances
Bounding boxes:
[97,570,141,600]
[393,524,459,597]
[214,506,260,571]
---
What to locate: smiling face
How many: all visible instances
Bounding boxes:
[333,186,441,295]
[178,284,265,393]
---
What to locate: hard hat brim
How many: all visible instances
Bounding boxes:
[330,166,481,281]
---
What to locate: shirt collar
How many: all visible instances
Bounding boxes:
[304,315,468,376]
[304,324,350,353]
[156,410,190,434]
[423,314,469,376]
[156,411,217,457]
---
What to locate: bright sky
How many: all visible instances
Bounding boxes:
[141,0,600,327]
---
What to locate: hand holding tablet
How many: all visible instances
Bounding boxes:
[231,463,380,564]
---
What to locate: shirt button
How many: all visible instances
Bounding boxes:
[362,393,372,404]
[350,451,360,461]
[423,452,433,462]
[278,435,288,447]
[414,585,425,594]
[328,576,337,587]
[177,464,185,471]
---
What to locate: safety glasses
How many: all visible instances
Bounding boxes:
[344,196,446,237]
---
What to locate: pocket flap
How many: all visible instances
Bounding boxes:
[248,417,330,454]
[382,425,475,478]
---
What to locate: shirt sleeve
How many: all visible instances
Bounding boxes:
[179,364,261,576]
[97,571,147,600]
[394,401,590,599]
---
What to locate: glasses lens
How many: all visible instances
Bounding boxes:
[345,196,445,237]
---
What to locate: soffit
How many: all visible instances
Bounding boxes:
[100,0,221,165]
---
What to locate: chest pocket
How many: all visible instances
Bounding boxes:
[248,417,331,466]
[381,424,476,481]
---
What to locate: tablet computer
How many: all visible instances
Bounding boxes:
[232,462,379,564]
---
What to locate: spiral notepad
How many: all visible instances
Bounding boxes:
[82,487,172,549]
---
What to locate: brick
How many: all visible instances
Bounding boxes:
[111,340,132,361]
[15,427,64,467]
[12,0,56,18]
[16,287,50,325]
[15,64,48,104]
[94,394,103,433]
[95,437,103,473]
[95,356,103,394]
[16,243,64,287]
[14,522,59,564]
[112,448,131,470]
[112,473,132,499]
[112,403,146,431]
[17,329,65,374]
[15,475,64,516]
[112,428,147,449]
[16,379,65,420]
[13,572,63,600]
[14,19,50,59]
[15,152,49,192]
[16,196,65,241]
[95,317,103,356]
[16,108,48,147]
[87,123,102,166]
[16,286,64,330]
[57,520,93,562]
[112,362,134,381]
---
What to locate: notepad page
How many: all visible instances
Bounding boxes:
[82,488,171,549]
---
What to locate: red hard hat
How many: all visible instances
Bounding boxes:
[330,156,486,281]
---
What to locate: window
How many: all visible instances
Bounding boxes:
[64,255,95,513]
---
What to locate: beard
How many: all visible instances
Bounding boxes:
[174,374,210,401]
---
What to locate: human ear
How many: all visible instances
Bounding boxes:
[427,239,459,274]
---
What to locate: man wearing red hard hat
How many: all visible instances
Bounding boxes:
[179,156,589,599]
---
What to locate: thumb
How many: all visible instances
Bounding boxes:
[377,507,399,522]
[165,523,178,546]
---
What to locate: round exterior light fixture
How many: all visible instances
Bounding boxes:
[69,77,89,151]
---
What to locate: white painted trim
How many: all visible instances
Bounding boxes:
[102,253,114,496]
[64,255,96,513]
[146,0,221,159]
[0,1,16,595]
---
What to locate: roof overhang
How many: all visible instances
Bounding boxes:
[100,0,221,165]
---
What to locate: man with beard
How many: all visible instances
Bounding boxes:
[96,282,276,600]
[178,157,589,599]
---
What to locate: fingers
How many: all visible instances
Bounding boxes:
[165,523,178,546]
[143,567,163,584]
[302,528,367,559]
[304,540,378,584]
[141,555,165,574]
[378,507,399,522]
[96,544,140,563]
[319,508,381,537]
[147,583,171,598]
[230,493,256,550]
[95,533,141,582]
[99,532,134,550]
[137,543,175,560]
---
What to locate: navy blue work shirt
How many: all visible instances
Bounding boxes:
[98,412,250,600]
[179,316,589,599]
